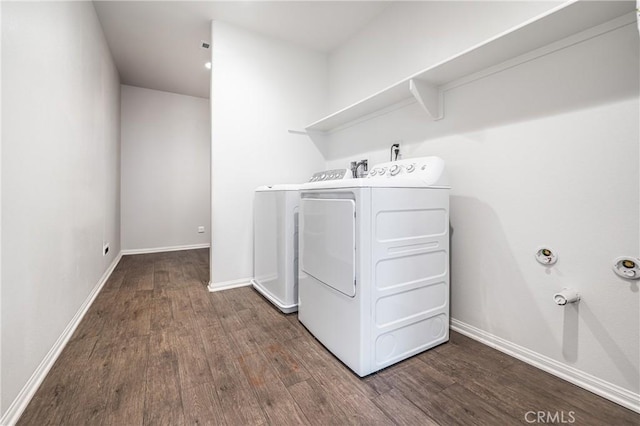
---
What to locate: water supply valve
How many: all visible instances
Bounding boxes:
[535,247,557,265]
[612,257,640,280]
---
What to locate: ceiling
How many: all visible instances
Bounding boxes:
[93,1,391,99]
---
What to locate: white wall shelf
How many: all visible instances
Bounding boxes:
[305,0,636,134]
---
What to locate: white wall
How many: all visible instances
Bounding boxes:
[0,1,4,412]
[120,85,211,252]
[209,21,326,287]
[328,1,561,111]
[325,5,639,410]
[1,1,121,419]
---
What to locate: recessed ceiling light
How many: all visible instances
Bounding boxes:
[205,62,212,70]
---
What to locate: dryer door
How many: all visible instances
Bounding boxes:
[301,198,356,297]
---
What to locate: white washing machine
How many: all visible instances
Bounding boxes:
[251,169,352,314]
[252,184,301,313]
[298,157,450,376]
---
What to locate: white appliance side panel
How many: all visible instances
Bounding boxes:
[254,190,299,308]
[283,191,300,306]
[375,281,447,327]
[291,203,299,305]
[254,191,279,287]
[376,208,447,241]
[375,313,448,364]
[301,198,356,297]
[370,188,450,371]
[376,251,447,290]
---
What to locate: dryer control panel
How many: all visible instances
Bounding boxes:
[367,156,449,187]
[308,168,352,182]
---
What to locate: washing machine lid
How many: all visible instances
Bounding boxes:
[255,184,301,192]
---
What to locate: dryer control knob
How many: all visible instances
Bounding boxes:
[390,165,401,176]
[406,164,415,173]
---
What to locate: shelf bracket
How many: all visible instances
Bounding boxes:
[288,129,309,135]
[409,79,443,121]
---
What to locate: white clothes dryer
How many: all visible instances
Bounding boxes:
[298,157,450,376]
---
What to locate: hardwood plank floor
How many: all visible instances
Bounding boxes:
[17,249,640,425]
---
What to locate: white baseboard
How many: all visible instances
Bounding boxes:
[0,252,123,426]
[121,243,210,255]
[450,318,640,414]
[207,277,252,292]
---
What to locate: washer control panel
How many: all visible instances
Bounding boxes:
[308,168,352,182]
[367,157,447,187]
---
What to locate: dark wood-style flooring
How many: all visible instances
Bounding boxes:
[18,249,640,425]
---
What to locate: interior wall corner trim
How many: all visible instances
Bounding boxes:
[450,318,640,414]
[0,252,124,426]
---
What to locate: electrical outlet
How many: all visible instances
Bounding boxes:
[103,243,109,256]
[198,226,205,233]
